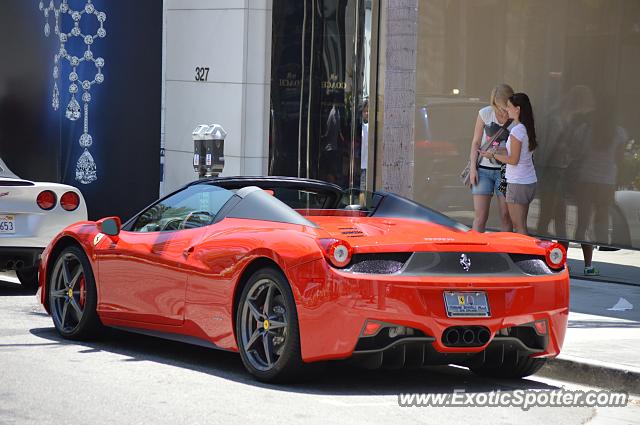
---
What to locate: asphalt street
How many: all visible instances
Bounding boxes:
[1,275,639,425]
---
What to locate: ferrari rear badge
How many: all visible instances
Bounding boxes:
[459,253,471,272]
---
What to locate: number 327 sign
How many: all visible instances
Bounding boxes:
[195,67,210,82]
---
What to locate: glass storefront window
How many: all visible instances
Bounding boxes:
[414,0,640,249]
[269,0,372,190]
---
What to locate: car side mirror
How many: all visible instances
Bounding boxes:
[97,216,121,237]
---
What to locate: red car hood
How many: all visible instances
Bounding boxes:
[309,216,542,255]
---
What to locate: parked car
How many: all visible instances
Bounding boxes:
[613,190,640,249]
[0,157,87,288]
[413,98,486,212]
[37,176,568,382]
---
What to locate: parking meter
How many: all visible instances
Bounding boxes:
[192,124,209,176]
[202,124,227,177]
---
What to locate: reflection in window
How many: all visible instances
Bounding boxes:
[271,188,329,209]
[413,0,640,249]
[132,185,233,232]
[269,0,372,189]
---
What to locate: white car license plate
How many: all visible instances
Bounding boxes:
[0,215,16,234]
[444,291,490,317]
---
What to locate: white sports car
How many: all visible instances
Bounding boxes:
[0,157,87,288]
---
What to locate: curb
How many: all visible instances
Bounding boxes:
[569,273,640,287]
[537,355,640,395]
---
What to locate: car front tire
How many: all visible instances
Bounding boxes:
[48,245,102,340]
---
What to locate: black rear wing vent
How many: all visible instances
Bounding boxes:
[0,179,34,187]
[370,192,469,232]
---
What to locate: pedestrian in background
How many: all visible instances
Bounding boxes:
[360,98,369,189]
[482,92,537,235]
[468,83,515,232]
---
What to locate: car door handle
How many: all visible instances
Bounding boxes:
[183,246,195,258]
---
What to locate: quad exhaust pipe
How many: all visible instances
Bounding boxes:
[444,328,460,345]
[443,326,491,347]
[2,260,24,271]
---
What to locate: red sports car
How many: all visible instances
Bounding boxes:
[38,177,569,382]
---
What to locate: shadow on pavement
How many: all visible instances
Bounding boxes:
[0,280,37,296]
[29,326,561,396]
[567,258,640,286]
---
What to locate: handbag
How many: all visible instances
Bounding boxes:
[459,119,513,188]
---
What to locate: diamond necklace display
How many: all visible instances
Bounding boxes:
[40,0,106,184]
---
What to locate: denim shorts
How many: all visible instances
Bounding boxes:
[471,166,503,196]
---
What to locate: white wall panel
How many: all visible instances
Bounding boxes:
[220,156,242,176]
[163,150,199,193]
[242,83,269,158]
[242,156,269,176]
[166,0,272,10]
[166,0,248,10]
[246,9,271,84]
[166,9,245,83]
[165,81,244,155]
[163,1,272,193]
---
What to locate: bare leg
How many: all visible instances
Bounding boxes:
[508,202,530,235]
[473,195,492,232]
[581,244,593,268]
[574,186,593,241]
[497,195,513,232]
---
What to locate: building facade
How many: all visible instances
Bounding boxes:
[153,0,640,250]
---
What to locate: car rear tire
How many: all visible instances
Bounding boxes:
[48,245,102,340]
[470,352,547,379]
[16,266,38,290]
[236,267,305,383]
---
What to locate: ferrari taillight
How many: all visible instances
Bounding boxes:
[318,238,353,268]
[537,241,566,270]
[60,191,80,211]
[36,190,57,210]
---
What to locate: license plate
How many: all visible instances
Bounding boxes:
[444,291,490,317]
[0,215,16,234]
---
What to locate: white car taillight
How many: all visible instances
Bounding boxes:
[36,190,57,210]
[60,191,80,211]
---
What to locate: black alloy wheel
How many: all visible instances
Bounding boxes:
[236,267,304,382]
[49,245,102,339]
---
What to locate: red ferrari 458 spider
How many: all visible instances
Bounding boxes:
[38,177,569,382]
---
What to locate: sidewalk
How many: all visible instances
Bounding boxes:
[538,248,640,395]
[566,245,640,286]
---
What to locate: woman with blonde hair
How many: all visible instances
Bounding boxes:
[468,83,515,232]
